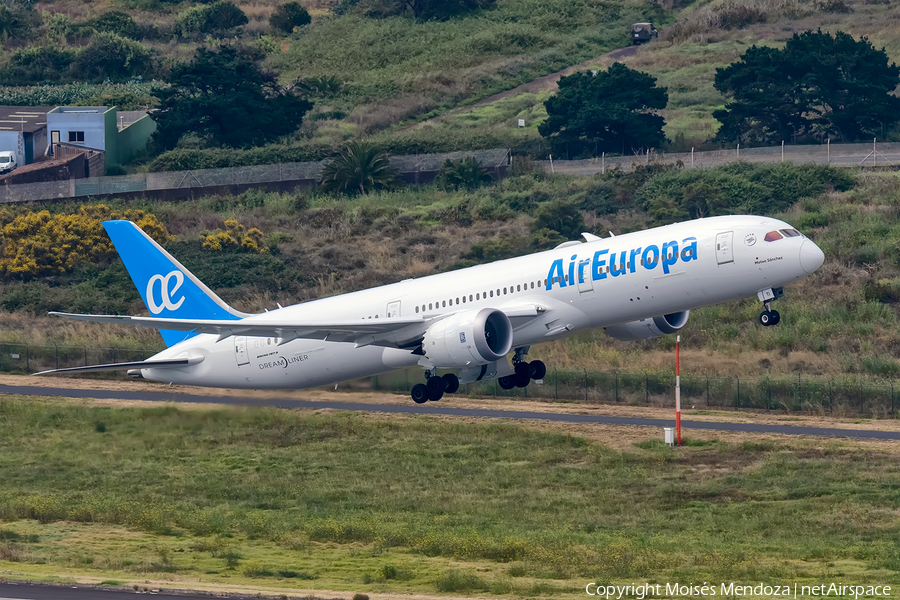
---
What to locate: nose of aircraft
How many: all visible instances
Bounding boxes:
[800,239,825,273]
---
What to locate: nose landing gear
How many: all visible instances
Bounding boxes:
[757,287,784,327]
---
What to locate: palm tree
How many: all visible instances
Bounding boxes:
[319,141,400,195]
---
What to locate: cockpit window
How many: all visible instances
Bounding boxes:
[779,228,801,237]
[764,231,783,242]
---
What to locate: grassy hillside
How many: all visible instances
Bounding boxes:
[0,397,897,597]
[5,163,900,381]
[416,0,900,155]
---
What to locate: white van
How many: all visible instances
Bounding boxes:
[0,151,16,174]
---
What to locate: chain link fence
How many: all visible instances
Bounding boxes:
[0,148,511,204]
[4,344,897,416]
[542,140,900,175]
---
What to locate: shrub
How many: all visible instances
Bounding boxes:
[0,205,170,279]
[3,45,76,84]
[270,2,311,33]
[70,33,153,82]
[352,594,369,600]
[435,569,488,593]
[531,199,585,240]
[435,157,493,190]
[200,219,267,253]
[88,11,141,39]
[176,2,248,37]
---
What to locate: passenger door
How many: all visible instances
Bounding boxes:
[716,231,734,265]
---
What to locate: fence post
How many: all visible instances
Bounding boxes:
[645,374,649,403]
[706,376,710,406]
[859,380,863,413]
[55,345,58,370]
[798,372,802,411]
[891,380,894,415]
[83,346,87,366]
[555,370,558,399]
[829,380,833,414]
[615,372,618,402]
[584,370,588,402]
[25,345,29,372]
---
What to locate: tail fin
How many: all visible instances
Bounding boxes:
[103,220,250,347]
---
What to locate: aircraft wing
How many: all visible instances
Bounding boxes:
[49,312,431,348]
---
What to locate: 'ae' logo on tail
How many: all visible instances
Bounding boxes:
[147,270,185,314]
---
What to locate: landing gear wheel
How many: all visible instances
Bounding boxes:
[442,373,459,394]
[411,383,429,404]
[498,375,516,390]
[514,362,531,388]
[759,311,773,326]
[770,310,780,325]
[530,360,547,380]
[426,376,445,401]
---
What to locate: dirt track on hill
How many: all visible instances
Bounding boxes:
[405,43,642,129]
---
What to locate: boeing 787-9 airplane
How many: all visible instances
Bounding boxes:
[38,215,824,403]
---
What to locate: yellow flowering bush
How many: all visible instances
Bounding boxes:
[200,219,267,253]
[0,205,172,279]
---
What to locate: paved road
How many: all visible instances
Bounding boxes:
[2,384,898,440]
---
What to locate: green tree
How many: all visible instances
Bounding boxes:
[269,2,311,33]
[70,33,153,83]
[151,45,312,149]
[538,63,668,156]
[435,157,493,190]
[319,141,400,195]
[714,30,900,144]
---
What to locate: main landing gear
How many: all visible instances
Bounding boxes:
[411,371,459,404]
[498,347,546,390]
[758,287,784,327]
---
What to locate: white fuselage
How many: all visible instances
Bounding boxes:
[142,215,820,388]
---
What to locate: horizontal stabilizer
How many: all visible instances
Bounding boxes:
[33,356,203,376]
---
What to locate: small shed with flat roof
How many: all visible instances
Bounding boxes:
[0,106,52,167]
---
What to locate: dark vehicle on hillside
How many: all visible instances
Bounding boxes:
[631,22,658,45]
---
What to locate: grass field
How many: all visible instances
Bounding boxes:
[0,396,899,597]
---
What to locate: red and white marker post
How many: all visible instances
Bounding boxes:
[675,334,681,446]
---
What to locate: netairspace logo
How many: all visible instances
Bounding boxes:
[584,582,893,599]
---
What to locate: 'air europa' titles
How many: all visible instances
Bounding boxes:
[545,237,699,290]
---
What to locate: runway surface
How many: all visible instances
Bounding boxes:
[1,383,898,440]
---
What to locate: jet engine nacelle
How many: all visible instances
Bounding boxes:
[604,310,690,341]
[422,308,513,368]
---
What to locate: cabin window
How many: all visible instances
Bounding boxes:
[503,287,507,294]
[490,290,494,297]
[469,294,473,302]
[462,296,466,303]
[476,293,480,300]
[517,284,521,292]
[456,298,460,305]
[442,300,446,307]
[415,306,419,313]
[764,231,783,242]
